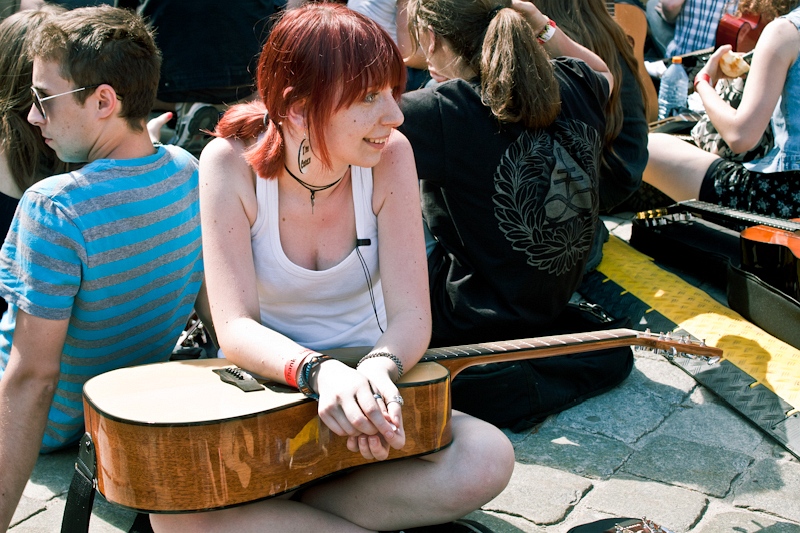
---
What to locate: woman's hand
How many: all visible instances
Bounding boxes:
[312,360,405,461]
[510,0,548,33]
[698,44,734,88]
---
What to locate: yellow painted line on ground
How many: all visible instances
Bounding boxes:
[598,236,800,410]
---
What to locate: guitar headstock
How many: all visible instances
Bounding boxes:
[635,207,694,228]
[636,329,722,364]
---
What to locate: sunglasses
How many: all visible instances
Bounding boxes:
[30,84,102,120]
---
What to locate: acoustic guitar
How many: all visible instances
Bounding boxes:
[83,329,721,513]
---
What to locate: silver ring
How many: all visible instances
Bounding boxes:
[373,393,383,400]
[386,395,404,406]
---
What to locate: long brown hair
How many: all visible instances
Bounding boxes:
[535,0,646,147]
[407,0,561,128]
[0,6,69,192]
[214,3,406,179]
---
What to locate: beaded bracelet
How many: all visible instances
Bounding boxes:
[536,17,557,44]
[296,354,332,400]
[357,352,404,379]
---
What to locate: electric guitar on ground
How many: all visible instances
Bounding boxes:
[82,329,721,513]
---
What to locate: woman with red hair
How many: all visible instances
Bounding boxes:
[150,3,514,532]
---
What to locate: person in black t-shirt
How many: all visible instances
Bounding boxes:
[537,0,650,269]
[400,0,634,430]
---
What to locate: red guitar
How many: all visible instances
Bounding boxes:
[715,12,770,53]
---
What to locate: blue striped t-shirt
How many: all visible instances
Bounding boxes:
[0,145,204,452]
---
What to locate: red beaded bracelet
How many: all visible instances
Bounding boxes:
[694,73,712,89]
[536,17,557,44]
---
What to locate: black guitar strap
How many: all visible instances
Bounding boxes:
[60,432,155,533]
[60,433,96,533]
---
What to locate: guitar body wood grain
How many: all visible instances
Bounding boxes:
[83,360,452,512]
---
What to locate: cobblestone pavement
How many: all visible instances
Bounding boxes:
[10,217,800,532]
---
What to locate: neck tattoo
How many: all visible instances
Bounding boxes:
[284,164,349,214]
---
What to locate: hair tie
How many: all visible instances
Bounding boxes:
[262,111,270,129]
[488,5,503,20]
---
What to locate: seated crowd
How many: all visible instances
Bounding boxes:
[0,0,798,531]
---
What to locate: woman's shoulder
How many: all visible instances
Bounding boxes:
[401,80,480,110]
[372,129,413,176]
[552,57,611,106]
[199,136,257,190]
[755,15,800,69]
[552,57,603,83]
[201,136,250,169]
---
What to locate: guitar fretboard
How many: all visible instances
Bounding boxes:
[421,329,638,363]
[679,200,800,232]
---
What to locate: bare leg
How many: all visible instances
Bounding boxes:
[303,411,514,531]
[643,133,721,202]
[150,412,514,532]
[150,496,370,533]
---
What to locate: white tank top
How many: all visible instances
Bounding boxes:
[251,166,386,350]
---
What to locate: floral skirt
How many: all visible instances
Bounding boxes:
[700,159,800,219]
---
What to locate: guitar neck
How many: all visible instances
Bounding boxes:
[421,328,720,377]
[606,1,615,16]
[678,200,800,232]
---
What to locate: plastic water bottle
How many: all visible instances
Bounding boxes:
[657,56,689,120]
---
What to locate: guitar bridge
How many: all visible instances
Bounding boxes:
[213,367,265,392]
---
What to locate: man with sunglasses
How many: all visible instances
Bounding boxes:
[0,6,203,530]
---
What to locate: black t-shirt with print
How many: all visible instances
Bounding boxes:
[399,58,609,347]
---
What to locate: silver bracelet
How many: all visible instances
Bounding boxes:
[357,351,404,378]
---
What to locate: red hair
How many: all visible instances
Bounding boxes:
[214,2,406,178]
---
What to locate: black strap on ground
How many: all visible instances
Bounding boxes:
[60,433,96,533]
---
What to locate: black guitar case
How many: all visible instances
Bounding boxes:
[629,202,800,350]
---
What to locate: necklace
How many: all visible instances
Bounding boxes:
[284,164,349,214]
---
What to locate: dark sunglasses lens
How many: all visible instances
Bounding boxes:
[30,88,45,118]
